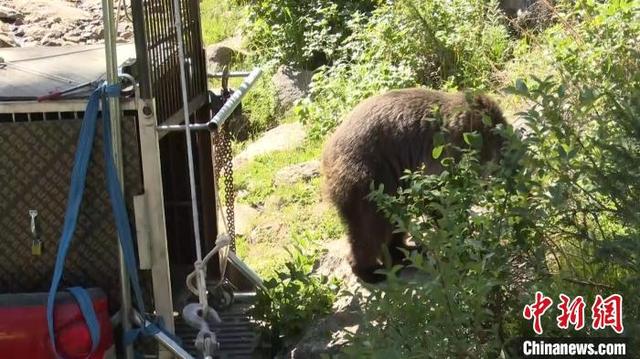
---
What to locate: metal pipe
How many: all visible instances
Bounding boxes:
[101,1,133,358]
[156,68,262,133]
[131,311,195,359]
[209,68,262,128]
[207,71,251,78]
[157,122,210,132]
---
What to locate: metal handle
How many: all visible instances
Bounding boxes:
[156,68,262,133]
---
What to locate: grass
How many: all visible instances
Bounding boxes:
[234,138,323,206]
[200,0,246,45]
[232,137,345,277]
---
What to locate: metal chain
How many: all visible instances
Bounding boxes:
[212,126,236,251]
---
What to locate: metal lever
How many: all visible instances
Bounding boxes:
[156,67,262,133]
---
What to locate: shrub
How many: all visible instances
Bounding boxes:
[250,246,341,352]
[296,0,513,138]
[240,0,379,69]
[388,0,512,89]
[344,1,640,356]
[296,61,416,140]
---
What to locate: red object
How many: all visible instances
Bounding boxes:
[556,294,586,331]
[522,291,554,335]
[0,288,114,359]
[591,293,624,334]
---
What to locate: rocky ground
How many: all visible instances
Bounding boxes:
[0,0,133,48]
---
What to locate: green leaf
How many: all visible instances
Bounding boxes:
[432,145,444,159]
[463,132,483,149]
[558,143,572,159]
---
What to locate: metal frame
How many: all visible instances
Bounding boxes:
[0,99,136,116]
[100,1,136,357]
[130,1,218,357]
[134,93,176,333]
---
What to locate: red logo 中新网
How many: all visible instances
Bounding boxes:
[523,292,624,335]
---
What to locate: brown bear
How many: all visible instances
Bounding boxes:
[322,88,507,283]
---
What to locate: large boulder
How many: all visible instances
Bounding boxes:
[272,65,313,111]
[0,5,23,23]
[274,160,320,186]
[0,23,17,47]
[206,36,247,72]
[0,33,17,47]
[233,123,306,168]
[206,44,237,71]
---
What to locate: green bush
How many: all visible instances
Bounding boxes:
[241,0,379,69]
[344,1,640,356]
[388,0,512,88]
[346,135,533,357]
[250,246,341,352]
[511,0,640,338]
[295,0,513,138]
[296,61,416,140]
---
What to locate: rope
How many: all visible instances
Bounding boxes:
[171,0,212,325]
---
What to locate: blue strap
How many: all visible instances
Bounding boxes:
[47,86,104,359]
[67,287,101,353]
[47,83,169,357]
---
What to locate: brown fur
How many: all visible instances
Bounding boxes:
[322,88,507,283]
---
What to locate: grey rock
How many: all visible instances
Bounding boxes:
[63,34,82,43]
[119,29,133,40]
[206,44,237,71]
[40,35,63,46]
[13,26,24,37]
[91,26,104,39]
[272,65,314,111]
[275,160,320,186]
[26,27,47,41]
[233,123,306,168]
[0,32,17,47]
[233,203,261,236]
[288,311,360,359]
[288,239,367,358]
[0,5,23,23]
